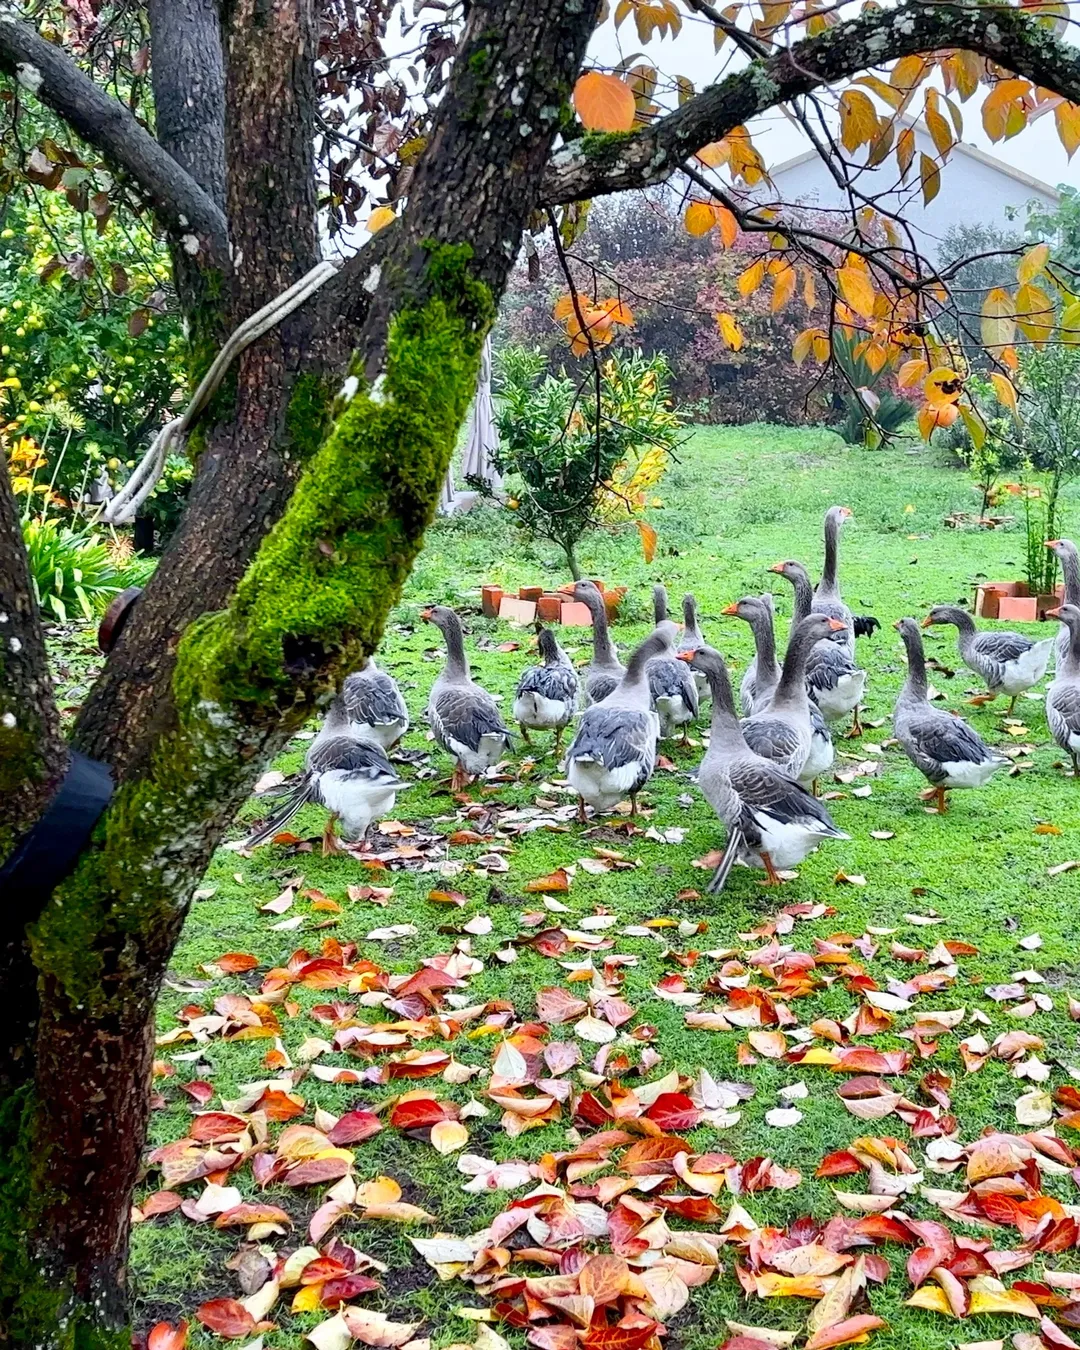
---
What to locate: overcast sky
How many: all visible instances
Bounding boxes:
[589,5,1080,190]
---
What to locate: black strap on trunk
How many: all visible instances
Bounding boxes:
[0,751,114,910]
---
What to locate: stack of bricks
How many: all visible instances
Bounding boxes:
[480,583,601,626]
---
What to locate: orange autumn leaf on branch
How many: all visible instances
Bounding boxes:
[553,292,634,356]
[573,71,636,132]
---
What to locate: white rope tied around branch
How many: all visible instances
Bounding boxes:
[101,258,341,525]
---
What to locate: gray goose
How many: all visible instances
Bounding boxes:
[245,707,407,855]
[813,505,855,652]
[726,598,837,793]
[678,593,710,705]
[770,559,867,733]
[512,626,579,752]
[922,605,1054,713]
[732,592,781,717]
[565,581,625,705]
[1046,603,1080,776]
[892,618,1008,814]
[422,605,513,791]
[740,613,845,779]
[679,645,848,891]
[338,656,410,750]
[1047,539,1080,668]
[565,624,671,820]
[647,584,699,740]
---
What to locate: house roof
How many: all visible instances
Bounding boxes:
[768,115,1061,203]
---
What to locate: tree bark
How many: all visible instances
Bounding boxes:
[0,3,600,1343]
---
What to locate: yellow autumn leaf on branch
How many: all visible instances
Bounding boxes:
[716,312,744,351]
[771,263,796,312]
[1015,281,1054,345]
[919,153,941,204]
[924,367,963,408]
[839,89,879,151]
[573,71,636,132]
[981,287,1016,350]
[1055,101,1080,159]
[1017,242,1050,284]
[684,201,717,237]
[366,206,396,234]
[897,357,928,389]
[991,372,1019,413]
[836,265,875,320]
[737,258,765,297]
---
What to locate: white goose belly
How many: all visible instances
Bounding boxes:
[937,757,1003,789]
[813,669,866,721]
[513,692,573,730]
[317,773,398,838]
[566,754,645,810]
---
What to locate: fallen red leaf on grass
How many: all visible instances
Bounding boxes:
[148,1321,188,1350]
[328,1109,383,1144]
[194,1299,255,1338]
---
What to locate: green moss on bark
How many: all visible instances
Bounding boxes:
[0,1087,126,1350]
[29,243,493,1013]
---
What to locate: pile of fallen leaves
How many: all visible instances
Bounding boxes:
[141,832,1080,1350]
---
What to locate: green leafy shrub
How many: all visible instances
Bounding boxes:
[20,518,130,622]
[485,347,684,578]
[938,373,1023,519]
[1016,343,1080,594]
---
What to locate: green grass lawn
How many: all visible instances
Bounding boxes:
[130,424,1080,1350]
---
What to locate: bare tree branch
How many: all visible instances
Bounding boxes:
[0,12,229,262]
[543,1,1080,205]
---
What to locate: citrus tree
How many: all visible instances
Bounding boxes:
[5,1,1080,1343]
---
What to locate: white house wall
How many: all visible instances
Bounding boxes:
[761,125,1060,257]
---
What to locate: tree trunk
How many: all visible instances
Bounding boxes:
[0,3,600,1342]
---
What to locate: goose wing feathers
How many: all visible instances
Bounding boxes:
[727,758,840,835]
[973,631,1033,665]
[342,670,408,727]
[648,657,699,714]
[517,664,578,704]
[806,640,857,693]
[570,708,656,769]
[901,708,995,773]
[429,684,511,753]
[307,735,405,786]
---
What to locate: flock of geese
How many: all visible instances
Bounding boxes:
[248,511,1080,896]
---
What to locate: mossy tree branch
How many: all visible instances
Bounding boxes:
[542,1,1080,205]
[0,12,229,263]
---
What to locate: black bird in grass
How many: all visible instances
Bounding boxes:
[853,615,882,639]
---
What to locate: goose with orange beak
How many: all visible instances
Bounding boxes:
[893,618,1007,813]
[922,604,1054,713]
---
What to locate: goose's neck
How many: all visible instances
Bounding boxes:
[901,634,929,701]
[749,609,778,680]
[682,598,702,644]
[948,611,977,647]
[703,661,749,752]
[1062,621,1080,677]
[589,595,619,667]
[1061,548,1080,607]
[820,517,841,594]
[789,570,814,622]
[441,620,470,680]
[774,626,814,705]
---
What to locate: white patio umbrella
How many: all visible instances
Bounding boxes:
[438,333,500,514]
